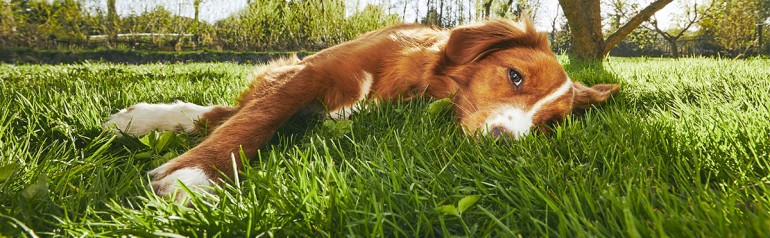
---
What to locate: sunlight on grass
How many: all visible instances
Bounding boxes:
[1,58,769,236]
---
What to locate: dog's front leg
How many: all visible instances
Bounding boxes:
[148,68,325,202]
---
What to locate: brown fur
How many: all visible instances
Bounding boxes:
[149,18,620,189]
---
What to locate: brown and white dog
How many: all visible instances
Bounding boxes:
[105,18,619,201]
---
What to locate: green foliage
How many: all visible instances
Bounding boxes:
[437,195,480,217]
[1,0,95,48]
[1,0,763,57]
[700,0,768,56]
[424,98,453,116]
[21,174,48,199]
[344,4,401,41]
[322,119,354,139]
[610,26,665,57]
[0,163,19,183]
[215,1,399,51]
[0,48,307,64]
[135,130,192,168]
[0,0,401,51]
[118,7,210,50]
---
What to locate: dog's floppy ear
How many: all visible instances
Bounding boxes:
[442,18,547,65]
[572,82,620,111]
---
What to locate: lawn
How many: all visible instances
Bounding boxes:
[1,57,769,237]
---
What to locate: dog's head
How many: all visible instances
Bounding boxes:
[439,19,619,139]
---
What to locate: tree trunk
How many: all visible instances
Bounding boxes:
[439,0,444,26]
[193,0,201,49]
[415,0,420,22]
[107,0,118,48]
[194,0,200,23]
[483,0,492,19]
[455,0,462,24]
[669,39,679,58]
[1,0,14,39]
[501,0,514,17]
[651,21,682,59]
[550,5,560,46]
[558,0,673,62]
[558,0,603,61]
[468,0,473,21]
[402,0,408,21]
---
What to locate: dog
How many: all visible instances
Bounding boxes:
[105,18,619,201]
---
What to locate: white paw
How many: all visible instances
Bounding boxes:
[149,163,213,204]
[103,101,215,136]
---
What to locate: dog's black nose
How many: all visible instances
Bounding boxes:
[491,126,507,138]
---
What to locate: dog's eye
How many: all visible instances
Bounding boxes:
[508,69,523,87]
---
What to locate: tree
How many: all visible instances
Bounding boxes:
[482,0,492,19]
[107,0,118,48]
[194,0,201,24]
[420,0,457,27]
[603,0,660,56]
[549,3,571,53]
[53,0,88,40]
[700,0,769,56]
[649,1,714,58]
[193,0,203,48]
[1,0,14,42]
[421,7,441,26]
[558,0,673,62]
[3,0,89,49]
[401,0,407,21]
[499,0,537,18]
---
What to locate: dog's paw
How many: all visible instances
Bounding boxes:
[148,161,214,204]
[103,101,215,136]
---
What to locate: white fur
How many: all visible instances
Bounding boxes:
[329,71,374,120]
[528,80,574,115]
[149,166,212,203]
[103,101,215,136]
[484,106,532,139]
[483,80,573,138]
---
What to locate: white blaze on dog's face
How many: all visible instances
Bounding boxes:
[442,19,619,139]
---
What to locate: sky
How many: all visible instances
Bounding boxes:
[82,0,690,31]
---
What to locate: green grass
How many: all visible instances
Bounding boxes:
[1,57,769,237]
